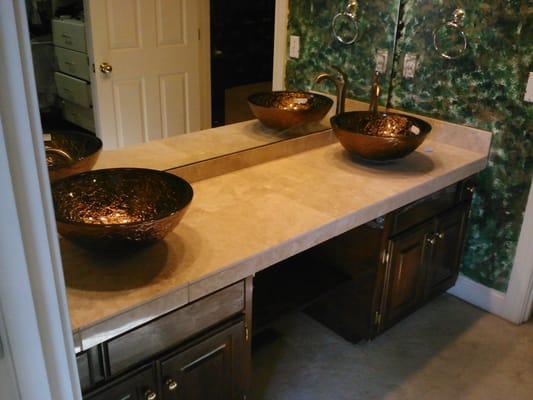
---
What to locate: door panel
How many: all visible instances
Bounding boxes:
[160,321,246,400]
[107,0,142,49]
[384,222,432,327]
[427,204,469,296]
[160,74,188,136]
[156,0,186,46]
[89,0,203,149]
[113,79,147,146]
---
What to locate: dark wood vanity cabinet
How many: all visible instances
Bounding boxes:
[304,178,475,341]
[160,321,247,400]
[79,279,252,400]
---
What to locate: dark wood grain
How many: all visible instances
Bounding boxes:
[86,364,158,400]
[107,282,245,375]
[159,321,246,400]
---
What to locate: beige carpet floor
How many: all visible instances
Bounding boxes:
[252,294,533,400]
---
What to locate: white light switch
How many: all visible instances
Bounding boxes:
[403,53,418,79]
[524,72,533,103]
[289,35,300,59]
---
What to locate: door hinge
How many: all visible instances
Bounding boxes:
[91,63,95,73]
[245,324,249,342]
[374,311,382,326]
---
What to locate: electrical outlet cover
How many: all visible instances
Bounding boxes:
[289,35,300,59]
[375,49,388,74]
[524,72,533,103]
[403,53,418,79]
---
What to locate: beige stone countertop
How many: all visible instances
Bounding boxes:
[64,119,492,352]
[93,118,328,171]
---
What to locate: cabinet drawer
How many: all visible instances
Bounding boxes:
[62,100,95,132]
[390,184,459,236]
[55,72,92,108]
[52,18,87,52]
[55,47,90,81]
[85,364,158,400]
[108,281,245,375]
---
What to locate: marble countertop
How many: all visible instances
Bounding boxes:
[63,115,492,352]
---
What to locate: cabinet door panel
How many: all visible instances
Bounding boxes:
[427,204,469,296]
[85,365,158,400]
[384,222,432,327]
[160,321,246,400]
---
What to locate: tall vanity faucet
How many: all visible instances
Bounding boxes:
[314,65,348,115]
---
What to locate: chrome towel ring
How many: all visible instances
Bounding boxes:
[332,0,360,45]
[433,8,468,60]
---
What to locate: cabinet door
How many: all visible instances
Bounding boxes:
[383,222,432,328]
[160,321,247,400]
[85,365,158,400]
[426,203,469,297]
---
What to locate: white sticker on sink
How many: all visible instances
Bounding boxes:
[410,125,420,135]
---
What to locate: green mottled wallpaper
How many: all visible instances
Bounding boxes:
[390,1,533,291]
[285,0,401,104]
[285,1,533,291]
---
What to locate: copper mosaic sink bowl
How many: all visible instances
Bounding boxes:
[331,111,432,161]
[248,91,333,130]
[45,131,103,181]
[52,168,193,246]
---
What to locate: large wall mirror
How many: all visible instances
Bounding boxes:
[28,0,403,161]
[28,0,289,149]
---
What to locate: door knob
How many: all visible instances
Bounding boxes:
[145,390,157,400]
[166,379,178,391]
[99,62,113,75]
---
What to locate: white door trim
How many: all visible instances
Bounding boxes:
[449,182,533,324]
[273,0,289,90]
[501,182,533,323]
[0,1,81,399]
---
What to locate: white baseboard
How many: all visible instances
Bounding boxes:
[447,274,506,316]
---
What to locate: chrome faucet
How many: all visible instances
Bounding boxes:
[314,65,348,115]
[369,71,381,114]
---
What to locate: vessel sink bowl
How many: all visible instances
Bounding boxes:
[52,168,193,246]
[248,91,333,130]
[331,111,432,161]
[45,131,103,181]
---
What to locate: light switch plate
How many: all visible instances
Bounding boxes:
[289,35,300,59]
[403,53,418,79]
[375,49,388,74]
[524,72,533,103]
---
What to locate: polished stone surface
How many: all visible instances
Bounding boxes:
[62,115,491,350]
[252,295,533,400]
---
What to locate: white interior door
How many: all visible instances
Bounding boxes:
[87,0,203,149]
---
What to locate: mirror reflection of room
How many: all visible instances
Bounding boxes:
[27,0,277,150]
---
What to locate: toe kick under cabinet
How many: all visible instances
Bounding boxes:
[304,177,475,341]
[77,279,252,400]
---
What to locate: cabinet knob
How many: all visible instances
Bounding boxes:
[145,390,157,400]
[426,236,436,245]
[99,62,113,75]
[436,232,445,240]
[466,186,475,194]
[166,379,178,391]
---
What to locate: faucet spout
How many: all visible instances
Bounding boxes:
[314,66,347,115]
[369,71,381,114]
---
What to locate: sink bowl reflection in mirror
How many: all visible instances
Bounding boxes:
[248,91,333,130]
[45,131,103,181]
[331,111,432,162]
[52,168,193,246]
